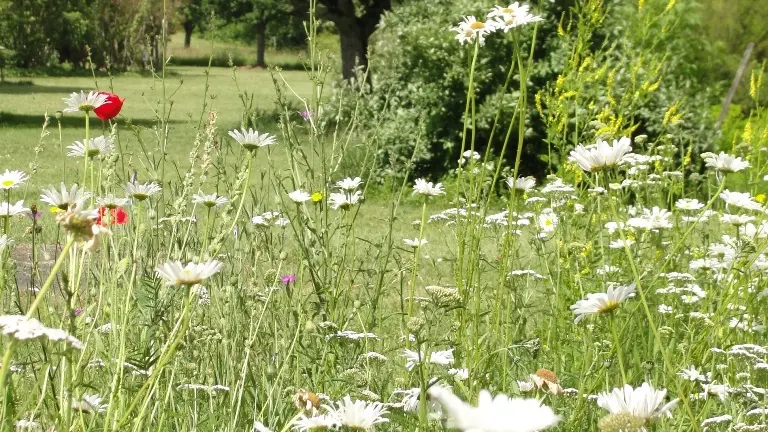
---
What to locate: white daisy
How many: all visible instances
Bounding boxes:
[452,16,497,45]
[675,198,704,211]
[428,386,560,432]
[336,177,363,191]
[155,260,223,286]
[292,413,341,431]
[67,136,113,158]
[192,192,229,208]
[702,152,750,173]
[403,238,428,248]
[677,365,706,382]
[720,190,763,212]
[488,2,544,32]
[71,393,108,413]
[125,182,161,201]
[62,90,110,113]
[329,191,363,210]
[720,213,754,226]
[322,396,389,430]
[41,183,90,211]
[0,315,83,349]
[627,207,673,230]
[609,238,635,249]
[413,179,446,196]
[0,200,30,217]
[506,176,536,192]
[289,190,312,203]
[0,170,27,189]
[570,284,635,323]
[403,348,454,371]
[228,128,277,151]
[537,209,558,233]
[597,383,678,422]
[568,137,633,172]
[96,194,130,209]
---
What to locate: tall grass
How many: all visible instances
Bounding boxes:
[1,1,768,432]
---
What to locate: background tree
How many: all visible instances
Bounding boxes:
[177,0,207,48]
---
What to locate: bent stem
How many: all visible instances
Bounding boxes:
[229,152,254,238]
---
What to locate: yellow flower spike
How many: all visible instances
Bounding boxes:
[743,121,753,144]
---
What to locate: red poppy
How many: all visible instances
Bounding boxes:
[93,92,124,121]
[96,207,129,226]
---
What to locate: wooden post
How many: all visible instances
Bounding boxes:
[715,42,755,130]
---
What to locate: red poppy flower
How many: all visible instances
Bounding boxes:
[96,206,129,226]
[93,92,124,121]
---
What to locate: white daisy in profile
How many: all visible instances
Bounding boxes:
[413,179,446,196]
[720,213,754,226]
[322,396,389,430]
[403,348,454,371]
[609,238,635,249]
[192,192,229,208]
[329,191,363,210]
[702,152,749,173]
[293,413,341,431]
[675,198,704,211]
[0,315,84,349]
[336,177,363,191]
[67,136,113,158]
[96,194,130,209]
[403,238,428,248]
[125,182,161,201]
[41,183,90,212]
[155,260,223,286]
[71,393,108,413]
[62,90,110,113]
[0,170,28,190]
[570,284,635,323]
[289,190,312,203]
[506,176,536,192]
[452,16,497,45]
[228,128,277,151]
[0,200,30,217]
[677,365,706,382]
[720,190,763,212]
[569,137,633,172]
[428,386,560,432]
[596,383,678,428]
[488,2,544,32]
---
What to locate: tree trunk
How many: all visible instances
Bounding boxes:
[183,22,194,48]
[255,22,267,68]
[337,21,368,81]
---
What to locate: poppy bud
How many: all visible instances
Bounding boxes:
[93,92,124,121]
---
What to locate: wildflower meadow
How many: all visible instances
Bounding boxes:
[1,0,768,431]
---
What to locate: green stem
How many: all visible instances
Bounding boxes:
[83,113,90,190]
[610,315,627,384]
[228,153,254,239]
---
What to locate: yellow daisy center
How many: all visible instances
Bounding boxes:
[598,300,621,314]
[470,21,486,30]
[1,180,14,187]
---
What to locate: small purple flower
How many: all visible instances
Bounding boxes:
[74,308,84,316]
[280,274,296,285]
[299,110,314,121]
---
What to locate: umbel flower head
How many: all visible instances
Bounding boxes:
[0,315,84,349]
[0,169,28,189]
[228,128,277,152]
[67,136,113,158]
[41,183,90,212]
[63,90,110,113]
[71,393,108,414]
[427,385,560,432]
[570,284,636,323]
[155,260,223,286]
[569,137,633,172]
[596,383,678,429]
[452,16,497,45]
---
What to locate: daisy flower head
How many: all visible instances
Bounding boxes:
[702,152,749,173]
[452,16,497,46]
[0,170,28,189]
[488,2,544,32]
[228,128,277,152]
[596,383,678,429]
[568,137,633,172]
[289,190,312,203]
[67,136,113,158]
[428,385,560,432]
[192,192,229,208]
[71,393,108,414]
[336,177,363,191]
[292,413,342,431]
[413,178,446,197]
[403,238,428,248]
[41,183,90,212]
[506,176,536,192]
[321,396,389,430]
[0,315,84,349]
[675,198,704,211]
[55,202,99,241]
[329,191,363,210]
[0,200,30,218]
[125,181,161,201]
[155,260,223,287]
[537,209,558,233]
[570,284,635,323]
[62,90,110,113]
[96,193,130,209]
[403,348,454,371]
